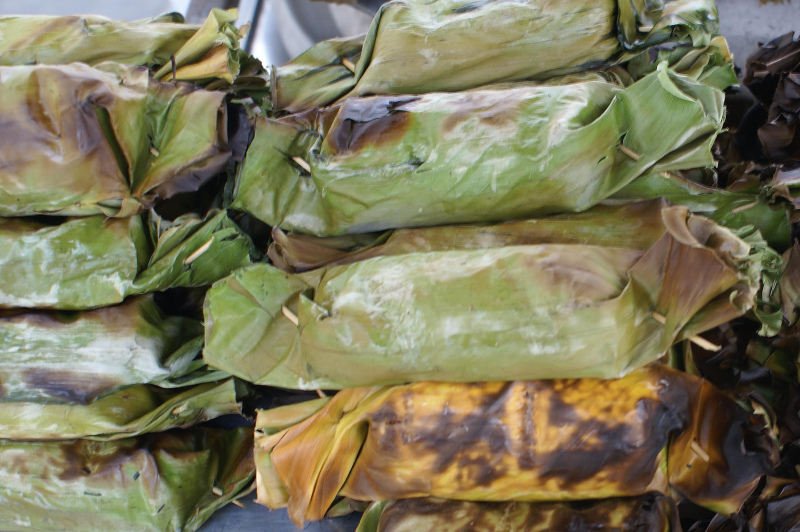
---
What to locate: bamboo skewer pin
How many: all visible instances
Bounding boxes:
[651,312,721,352]
[342,57,356,73]
[618,143,641,161]
[281,306,299,326]
[690,440,711,462]
[184,238,214,265]
[292,156,311,173]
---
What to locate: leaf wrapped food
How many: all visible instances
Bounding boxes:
[0,377,243,441]
[0,209,254,310]
[254,365,774,525]
[234,66,723,236]
[0,10,246,86]
[0,63,230,217]
[269,0,722,113]
[0,427,254,532]
[204,206,766,388]
[0,295,221,403]
[354,495,680,532]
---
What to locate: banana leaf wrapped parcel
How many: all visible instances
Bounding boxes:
[204,205,769,388]
[254,365,774,525]
[0,209,254,310]
[354,495,680,532]
[234,66,723,236]
[268,0,723,113]
[0,63,231,217]
[0,295,222,403]
[0,9,247,86]
[0,427,254,532]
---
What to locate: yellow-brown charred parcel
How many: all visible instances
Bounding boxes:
[354,494,680,532]
[255,365,775,526]
[204,205,774,388]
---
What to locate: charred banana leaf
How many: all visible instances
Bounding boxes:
[0,10,246,85]
[234,66,723,236]
[204,206,767,388]
[0,209,253,310]
[0,378,243,441]
[0,63,230,217]
[0,295,223,403]
[254,365,773,525]
[354,495,680,532]
[0,426,254,532]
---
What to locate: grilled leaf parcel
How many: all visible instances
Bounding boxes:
[0,297,244,440]
[0,9,246,86]
[254,365,774,526]
[234,66,723,236]
[204,205,768,389]
[269,0,725,113]
[0,209,253,310]
[0,63,230,218]
[0,426,254,532]
[354,495,680,532]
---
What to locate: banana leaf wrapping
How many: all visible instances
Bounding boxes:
[254,365,774,525]
[354,495,680,532]
[0,426,254,532]
[272,32,735,116]
[234,66,723,236]
[0,9,246,86]
[269,0,722,113]
[0,376,243,441]
[609,172,792,251]
[0,209,254,310]
[0,63,230,217]
[204,205,767,389]
[0,295,223,403]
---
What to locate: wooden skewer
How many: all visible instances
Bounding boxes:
[171,403,188,415]
[291,156,311,173]
[651,312,722,352]
[149,146,160,157]
[618,143,640,161]
[211,486,224,496]
[690,440,710,462]
[281,306,299,326]
[731,201,758,214]
[316,389,327,398]
[231,500,246,509]
[184,238,214,265]
[341,58,356,73]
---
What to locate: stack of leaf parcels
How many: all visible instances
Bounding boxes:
[0,9,262,532]
[201,0,795,530]
[5,1,800,531]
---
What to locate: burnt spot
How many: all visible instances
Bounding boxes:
[58,439,138,482]
[22,368,120,404]
[327,97,418,153]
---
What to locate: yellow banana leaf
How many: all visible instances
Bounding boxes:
[254,365,774,525]
[204,206,768,388]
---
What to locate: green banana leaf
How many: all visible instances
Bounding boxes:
[0,209,254,310]
[352,0,718,94]
[609,171,792,251]
[0,378,243,441]
[782,241,800,327]
[254,365,773,525]
[0,62,230,217]
[204,206,767,389]
[234,65,723,236]
[0,10,246,86]
[354,495,680,532]
[267,199,678,272]
[271,29,734,116]
[0,426,254,532]
[0,295,226,403]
